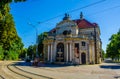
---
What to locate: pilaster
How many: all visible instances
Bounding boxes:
[50,44,53,62]
[48,44,50,61]
[66,43,68,62]
[79,42,81,64]
[69,43,72,62]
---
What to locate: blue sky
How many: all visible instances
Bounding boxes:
[10,0,120,51]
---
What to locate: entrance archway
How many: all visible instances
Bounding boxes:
[56,43,64,62]
[81,53,86,64]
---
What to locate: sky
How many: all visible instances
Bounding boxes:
[10,0,120,51]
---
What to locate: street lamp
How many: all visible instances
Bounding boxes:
[28,22,40,58]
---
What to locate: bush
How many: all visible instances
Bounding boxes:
[0,46,4,60]
[4,50,19,60]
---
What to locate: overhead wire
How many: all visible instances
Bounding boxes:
[87,5,120,17]
[39,0,106,24]
[40,0,120,28]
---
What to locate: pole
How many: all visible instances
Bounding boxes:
[28,22,39,58]
[35,27,38,58]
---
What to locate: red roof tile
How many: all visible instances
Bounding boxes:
[49,19,98,32]
[49,28,56,33]
[73,19,97,28]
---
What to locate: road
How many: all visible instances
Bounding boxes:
[0,59,120,79]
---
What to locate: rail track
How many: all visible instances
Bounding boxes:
[14,65,53,79]
[7,63,53,79]
[7,64,32,79]
[0,75,5,79]
[0,62,5,79]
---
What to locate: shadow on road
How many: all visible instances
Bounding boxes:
[100,59,120,69]
[13,61,73,68]
[100,65,120,69]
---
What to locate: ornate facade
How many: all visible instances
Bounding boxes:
[43,13,102,64]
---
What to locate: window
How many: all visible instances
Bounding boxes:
[74,43,79,58]
[82,41,86,46]
[75,43,79,49]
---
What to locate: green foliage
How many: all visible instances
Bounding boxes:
[27,45,35,59]
[0,0,26,4]
[38,32,48,59]
[19,48,27,59]
[26,32,48,60]
[0,0,25,60]
[106,29,120,61]
[0,46,4,60]
[102,49,105,59]
[14,0,26,3]
[4,50,19,60]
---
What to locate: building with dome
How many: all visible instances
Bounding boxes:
[43,12,102,64]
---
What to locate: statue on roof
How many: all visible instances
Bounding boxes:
[80,12,84,20]
[63,13,70,20]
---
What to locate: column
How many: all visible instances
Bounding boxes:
[69,43,71,62]
[48,44,50,61]
[89,42,92,63]
[51,44,52,62]
[72,42,75,64]
[79,42,81,64]
[66,43,68,62]
[43,44,46,61]
[86,43,88,64]
[87,43,90,64]
[92,42,95,64]
[53,42,56,62]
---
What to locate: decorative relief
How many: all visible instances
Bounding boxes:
[73,38,81,41]
[57,20,76,26]
[65,38,81,41]
[43,39,53,44]
[80,46,87,51]
[64,38,73,41]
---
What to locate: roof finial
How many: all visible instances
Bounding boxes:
[80,12,84,20]
[63,13,70,20]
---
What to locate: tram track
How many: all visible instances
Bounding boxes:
[7,64,32,79]
[0,62,4,79]
[0,75,5,79]
[7,62,53,79]
[14,65,53,79]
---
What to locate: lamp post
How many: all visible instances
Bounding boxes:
[28,22,39,58]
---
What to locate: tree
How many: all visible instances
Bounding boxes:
[0,0,26,60]
[27,45,36,60]
[0,0,26,4]
[102,49,105,60]
[19,48,27,60]
[106,29,120,61]
[38,32,48,60]
[0,46,4,60]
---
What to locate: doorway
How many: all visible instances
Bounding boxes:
[81,53,86,64]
